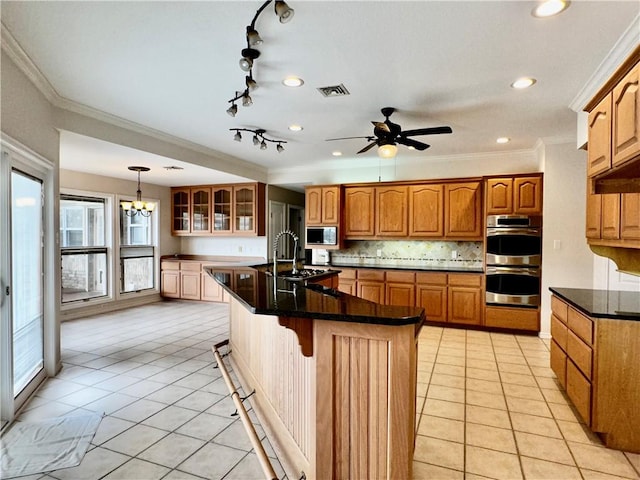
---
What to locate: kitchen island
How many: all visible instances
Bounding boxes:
[206,266,425,480]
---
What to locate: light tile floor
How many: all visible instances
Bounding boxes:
[7,301,640,480]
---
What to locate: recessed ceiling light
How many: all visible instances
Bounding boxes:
[532,0,570,18]
[407,146,415,150]
[511,77,537,89]
[332,151,342,156]
[288,124,303,132]
[496,137,510,144]
[282,76,304,87]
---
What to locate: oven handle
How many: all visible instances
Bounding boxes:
[486,227,541,237]
[486,266,540,277]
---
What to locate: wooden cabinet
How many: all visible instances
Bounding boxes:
[485,175,543,215]
[586,46,640,178]
[305,185,341,225]
[621,193,640,239]
[344,187,375,237]
[385,271,415,307]
[376,186,408,237]
[201,268,228,302]
[586,189,640,244]
[448,273,483,325]
[356,269,385,304]
[416,272,447,322]
[179,262,201,300]
[408,184,444,237]
[171,183,265,236]
[160,261,180,298]
[484,305,539,331]
[337,268,357,295]
[444,182,483,239]
[612,62,640,167]
[601,193,621,239]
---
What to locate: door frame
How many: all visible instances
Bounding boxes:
[1,134,59,424]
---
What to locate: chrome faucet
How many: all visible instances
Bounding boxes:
[273,229,299,277]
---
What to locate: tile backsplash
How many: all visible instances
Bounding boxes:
[330,240,483,269]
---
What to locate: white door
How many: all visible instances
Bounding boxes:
[1,139,54,424]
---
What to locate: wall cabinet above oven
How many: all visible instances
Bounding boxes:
[485,175,543,216]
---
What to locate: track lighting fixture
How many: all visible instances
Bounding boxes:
[226,1,295,117]
[230,128,287,153]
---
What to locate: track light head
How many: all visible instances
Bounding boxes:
[276,143,284,153]
[246,26,263,46]
[242,92,252,107]
[245,75,257,91]
[226,103,238,117]
[274,1,294,23]
[253,134,260,146]
[260,139,268,150]
[239,47,261,71]
[234,131,242,142]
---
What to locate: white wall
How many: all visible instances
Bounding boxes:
[539,142,597,337]
[180,236,268,259]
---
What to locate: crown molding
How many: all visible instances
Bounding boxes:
[1,22,61,105]
[569,13,640,112]
[1,22,267,179]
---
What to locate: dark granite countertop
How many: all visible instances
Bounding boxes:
[205,266,425,327]
[311,262,484,274]
[550,287,640,321]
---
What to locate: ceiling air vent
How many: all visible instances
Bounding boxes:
[317,84,350,97]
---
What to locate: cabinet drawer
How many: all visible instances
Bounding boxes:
[386,271,415,283]
[550,339,567,389]
[338,268,357,280]
[568,308,593,345]
[415,272,447,285]
[180,261,202,272]
[484,306,539,331]
[566,330,593,379]
[448,273,482,287]
[162,261,180,271]
[566,359,592,426]
[357,269,385,281]
[550,314,568,351]
[551,295,568,324]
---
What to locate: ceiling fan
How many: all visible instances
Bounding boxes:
[326,107,452,155]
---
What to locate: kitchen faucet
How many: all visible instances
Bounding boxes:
[273,229,299,277]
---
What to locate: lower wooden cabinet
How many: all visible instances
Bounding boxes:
[448,274,483,325]
[416,273,448,323]
[161,260,228,302]
[386,271,416,307]
[356,270,386,304]
[337,268,357,295]
[484,305,539,331]
[160,262,180,298]
[550,294,640,451]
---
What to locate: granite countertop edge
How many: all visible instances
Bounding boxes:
[550,287,640,322]
[311,262,484,273]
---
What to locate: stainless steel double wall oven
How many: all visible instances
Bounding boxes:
[485,215,542,308]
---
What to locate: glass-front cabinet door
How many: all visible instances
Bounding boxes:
[212,187,232,233]
[234,185,255,233]
[172,188,190,234]
[191,187,211,234]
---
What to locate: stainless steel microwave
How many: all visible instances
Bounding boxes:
[306,226,338,246]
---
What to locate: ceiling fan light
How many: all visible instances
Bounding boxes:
[260,139,267,150]
[234,131,242,142]
[226,103,238,117]
[274,1,294,23]
[378,143,398,159]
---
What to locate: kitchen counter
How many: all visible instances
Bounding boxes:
[205,266,425,326]
[549,287,640,321]
[206,264,423,478]
[312,262,484,273]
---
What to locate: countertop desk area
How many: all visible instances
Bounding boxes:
[205,266,425,480]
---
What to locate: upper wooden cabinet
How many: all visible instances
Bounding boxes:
[586,46,640,179]
[305,185,342,226]
[408,184,444,237]
[444,182,483,239]
[344,186,375,237]
[485,175,542,215]
[376,185,408,237]
[171,183,265,236]
[586,188,640,245]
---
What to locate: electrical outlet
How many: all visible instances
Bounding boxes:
[376,249,382,257]
[238,245,243,253]
[451,250,457,259]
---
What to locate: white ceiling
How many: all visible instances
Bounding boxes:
[1,1,639,187]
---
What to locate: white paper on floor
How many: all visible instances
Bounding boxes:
[1,412,103,479]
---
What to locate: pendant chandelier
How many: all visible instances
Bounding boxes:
[121,166,155,217]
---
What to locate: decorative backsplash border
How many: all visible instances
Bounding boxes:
[330,240,483,269]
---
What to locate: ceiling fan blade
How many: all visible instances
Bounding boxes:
[397,137,430,151]
[357,141,378,154]
[401,126,453,137]
[326,135,374,141]
[372,121,390,133]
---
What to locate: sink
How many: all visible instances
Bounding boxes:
[267,268,331,281]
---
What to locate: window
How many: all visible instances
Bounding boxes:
[120,206,155,293]
[60,195,108,303]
